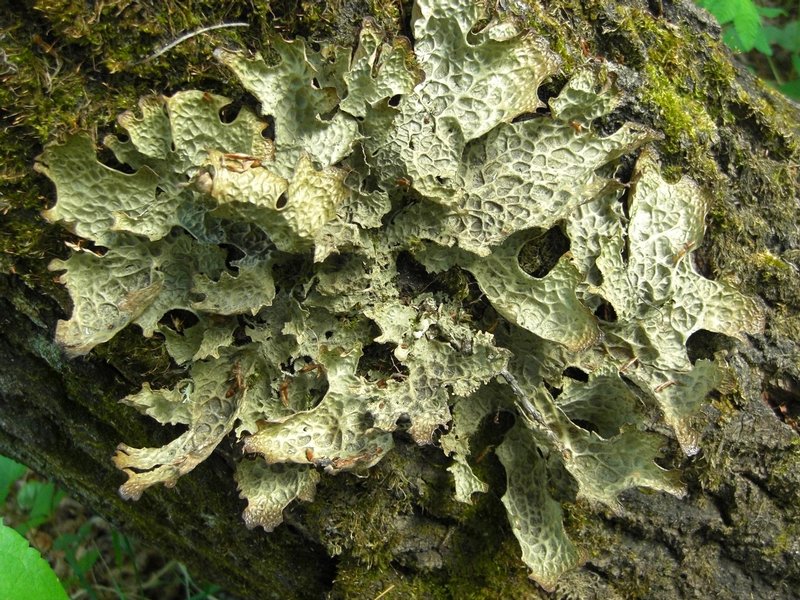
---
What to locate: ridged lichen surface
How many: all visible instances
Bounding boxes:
[36,0,764,589]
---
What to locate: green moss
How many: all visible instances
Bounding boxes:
[624,13,721,174]
[303,450,415,569]
[711,394,742,420]
[306,437,540,598]
[704,151,800,315]
[642,62,714,153]
[765,438,800,498]
[754,251,793,274]
[444,497,539,599]
[93,329,175,389]
[514,1,738,183]
[367,0,404,34]
[514,2,583,73]
[331,558,450,600]
[765,524,800,558]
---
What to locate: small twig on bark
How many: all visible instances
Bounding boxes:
[138,22,250,64]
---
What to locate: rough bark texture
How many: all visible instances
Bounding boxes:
[1,1,799,598]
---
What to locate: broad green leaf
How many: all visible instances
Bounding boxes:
[700,0,763,51]
[699,0,749,26]
[756,6,785,19]
[0,521,68,600]
[753,28,773,56]
[731,0,762,50]
[780,78,800,100]
[763,23,800,52]
[15,482,65,532]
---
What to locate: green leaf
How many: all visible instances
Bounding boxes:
[110,530,134,569]
[559,423,685,509]
[0,456,26,505]
[555,369,641,439]
[785,22,800,52]
[756,6,786,18]
[698,0,746,25]
[192,257,275,315]
[764,22,800,53]
[36,135,169,245]
[780,78,800,99]
[16,482,64,533]
[731,0,762,50]
[699,0,762,51]
[722,27,746,52]
[0,521,68,600]
[752,27,773,56]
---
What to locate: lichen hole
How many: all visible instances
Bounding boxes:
[518,226,570,278]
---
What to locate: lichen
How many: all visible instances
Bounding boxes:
[36,0,764,589]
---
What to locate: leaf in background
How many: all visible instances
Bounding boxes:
[780,79,800,100]
[0,521,68,600]
[698,0,737,23]
[764,21,800,53]
[15,481,65,534]
[0,456,26,505]
[756,6,786,19]
[752,26,773,55]
[700,0,762,51]
[731,0,762,50]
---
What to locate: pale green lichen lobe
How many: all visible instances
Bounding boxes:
[37,0,763,589]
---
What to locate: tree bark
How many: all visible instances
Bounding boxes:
[1,1,799,598]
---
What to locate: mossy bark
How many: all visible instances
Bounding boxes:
[1,1,798,598]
